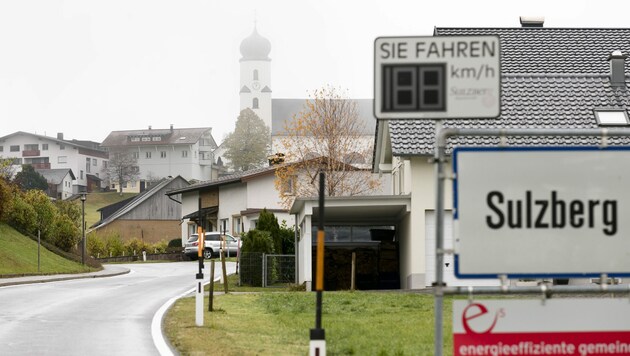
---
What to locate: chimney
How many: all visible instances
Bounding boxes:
[608,50,627,87]
[520,16,544,28]
[57,132,64,140]
[170,124,174,132]
[148,125,152,130]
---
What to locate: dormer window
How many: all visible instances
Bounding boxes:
[253,98,259,109]
[594,109,629,126]
[253,69,259,81]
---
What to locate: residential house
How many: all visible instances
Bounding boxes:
[0,131,108,193]
[166,165,293,245]
[100,125,221,190]
[91,175,189,243]
[372,19,630,289]
[37,168,76,200]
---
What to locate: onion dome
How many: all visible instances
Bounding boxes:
[240,27,271,61]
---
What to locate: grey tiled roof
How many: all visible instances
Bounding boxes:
[101,127,216,147]
[387,27,630,156]
[435,27,630,75]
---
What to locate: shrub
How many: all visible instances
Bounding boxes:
[7,195,37,235]
[52,214,81,252]
[87,232,107,258]
[24,189,57,240]
[125,238,150,256]
[152,240,168,254]
[104,233,125,257]
[240,229,274,287]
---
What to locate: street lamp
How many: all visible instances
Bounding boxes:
[81,193,86,265]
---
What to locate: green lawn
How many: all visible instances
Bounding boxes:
[0,223,94,275]
[165,291,454,355]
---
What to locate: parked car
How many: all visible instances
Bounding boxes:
[183,232,241,259]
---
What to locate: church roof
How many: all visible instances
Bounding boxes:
[240,27,271,61]
[271,99,376,136]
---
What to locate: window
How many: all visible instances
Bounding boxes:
[132,152,139,159]
[12,158,22,165]
[220,219,229,234]
[0,146,3,152]
[182,150,188,158]
[86,157,91,173]
[58,156,67,164]
[282,175,297,195]
[122,182,127,188]
[59,144,65,150]
[131,137,140,142]
[111,184,116,189]
[252,97,259,109]
[25,144,38,150]
[80,170,84,180]
[146,151,152,159]
[161,151,166,158]
[232,216,242,235]
[253,69,259,80]
[131,181,136,188]
[103,161,108,168]
[142,136,151,142]
[92,158,97,166]
[152,136,162,141]
[10,145,19,152]
[42,144,48,151]
[594,109,629,126]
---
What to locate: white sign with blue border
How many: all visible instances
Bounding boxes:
[453,146,630,278]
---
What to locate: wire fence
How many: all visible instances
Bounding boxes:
[239,252,295,287]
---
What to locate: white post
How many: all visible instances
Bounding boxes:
[142,251,147,262]
[195,279,204,326]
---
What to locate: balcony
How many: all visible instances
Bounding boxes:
[31,162,51,170]
[22,150,40,157]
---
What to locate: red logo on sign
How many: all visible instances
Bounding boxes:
[462,303,504,334]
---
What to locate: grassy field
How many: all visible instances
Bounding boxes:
[165,291,454,355]
[0,223,94,275]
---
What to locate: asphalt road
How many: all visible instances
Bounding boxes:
[0,261,233,356]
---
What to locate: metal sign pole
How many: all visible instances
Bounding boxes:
[434,130,447,356]
[310,172,326,356]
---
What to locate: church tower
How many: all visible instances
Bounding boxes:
[239,26,272,129]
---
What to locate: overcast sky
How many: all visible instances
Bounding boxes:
[0,0,626,144]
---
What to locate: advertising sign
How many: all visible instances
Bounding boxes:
[453,299,630,356]
[374,35,500,120]
[453,147,630,278]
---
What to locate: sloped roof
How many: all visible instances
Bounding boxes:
[100,127,216,148]
[272,98,375,136]
[0,131,107,156]
[166,165,277,195]
[36,169,75,185]
[384,27,630,157]
[91,176,189,230]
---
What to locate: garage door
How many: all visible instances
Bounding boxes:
[425,210,500,287]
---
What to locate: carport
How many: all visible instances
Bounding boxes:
[290,195,411,291]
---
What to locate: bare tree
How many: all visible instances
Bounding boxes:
[107,150,140,195]
[274,86,381,209]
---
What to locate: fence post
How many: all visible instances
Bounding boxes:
[351,252,356,291]
[262,253,267,288]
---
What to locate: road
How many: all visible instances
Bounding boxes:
[0,261,234,356]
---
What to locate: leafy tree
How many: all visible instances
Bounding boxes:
[0,179,16,222]
[0,157,16,181]
[51,214,80,252]
[107,150,140,195]
[275,85,381,209]
[24,189,57,240]
[223,108,271,172]
[7,195,37,235]
[13,164,48,192]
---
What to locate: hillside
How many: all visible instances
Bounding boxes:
[81,191,137,228]
[0,223,93,276]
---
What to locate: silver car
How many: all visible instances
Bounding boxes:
[183,232,241,259]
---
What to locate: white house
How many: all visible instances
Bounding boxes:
[37,168,76,200]
[100,125,221,190]
[0,131,108,193]
[166,165,294,245]
[373,20,630,289]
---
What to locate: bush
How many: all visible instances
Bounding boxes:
[125,238,150,256]
[87,232,107,258]
[152,240,168,254]
[52,214,81,252]
[168,238,183,247]
[104,233,125,257]
[7,196,37,235]
[24,189,58,240]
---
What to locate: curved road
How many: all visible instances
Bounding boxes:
[0,261,234,355]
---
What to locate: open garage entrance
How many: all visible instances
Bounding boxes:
[291,195,411,291]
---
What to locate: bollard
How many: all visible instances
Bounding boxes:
[142,251,146,262]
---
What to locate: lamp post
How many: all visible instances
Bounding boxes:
[81,193,86,265]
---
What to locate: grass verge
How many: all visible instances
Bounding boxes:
[165,291,453,355]
[0,223,94,275]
